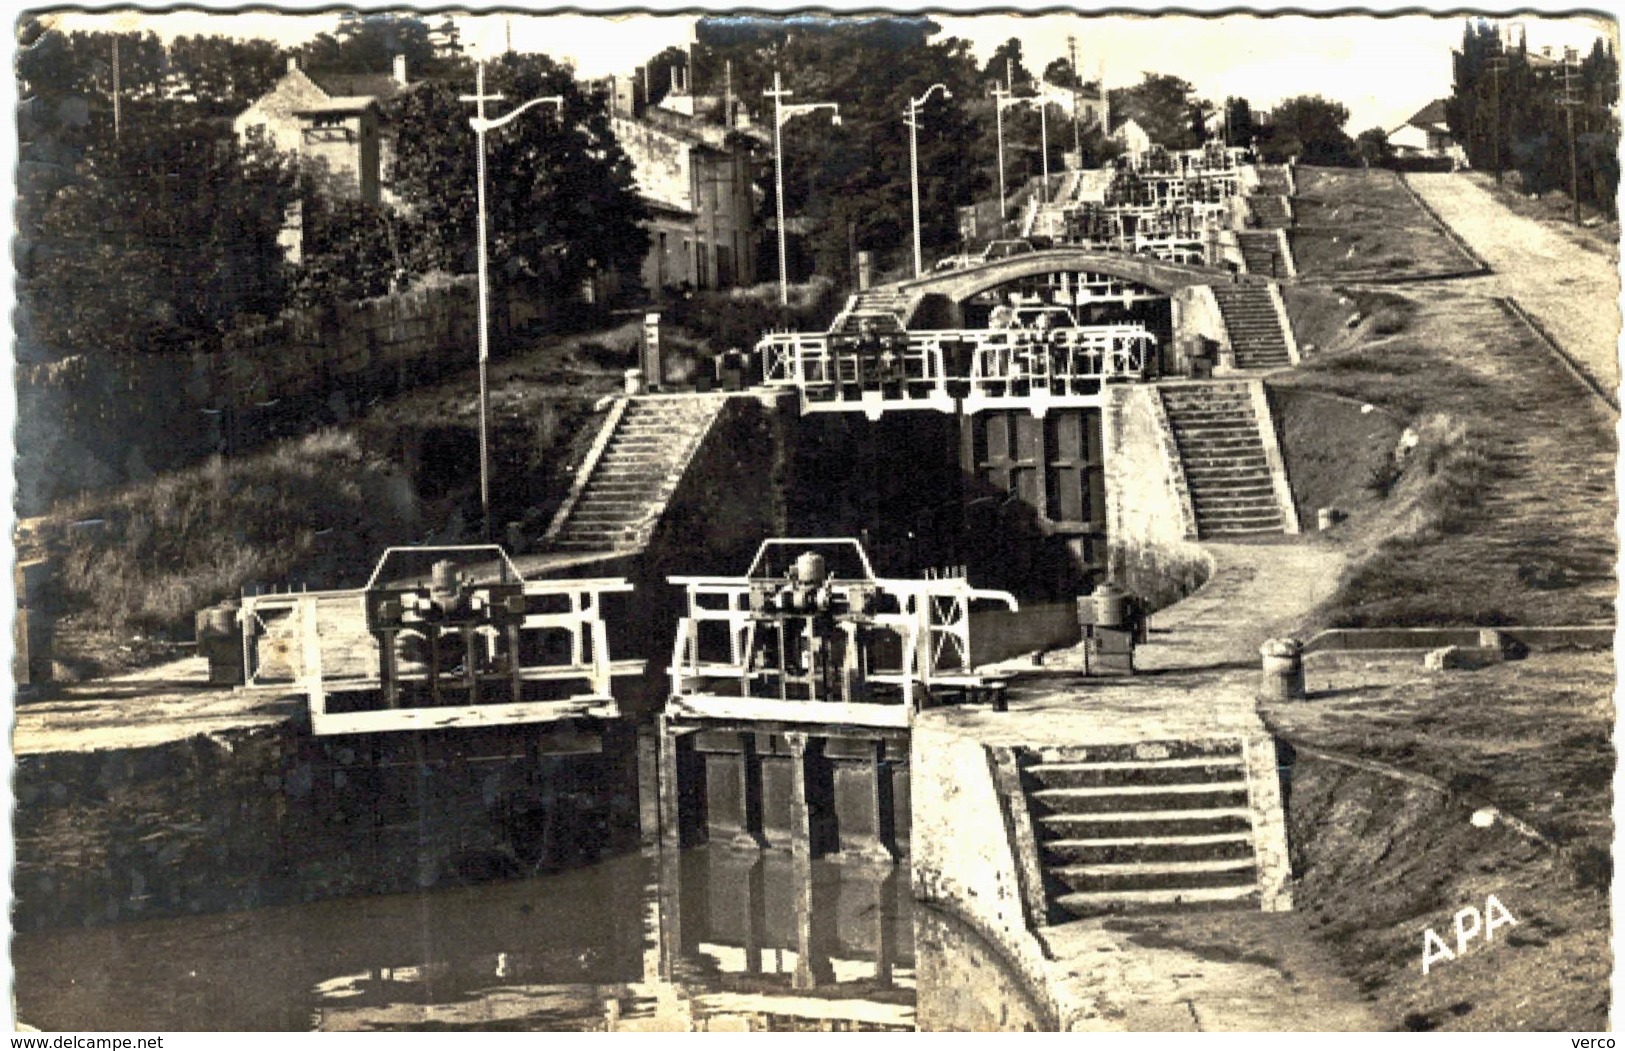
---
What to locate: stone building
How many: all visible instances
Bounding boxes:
[604,70,764,294]
[234,55,418,205]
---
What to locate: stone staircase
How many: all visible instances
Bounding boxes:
[831,288,915,334]
[1257,164,1293,196]
[1248,194,1291,229]
[1210,282,1293,369]
[1016,737,1289,918]
[1159,382,1288,537]
[1235,230,1290,277]
[545,395,728,552]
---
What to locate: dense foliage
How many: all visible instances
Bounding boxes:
[388,52,650,300]
[16,13,652,364]
[1446,19,1618,213]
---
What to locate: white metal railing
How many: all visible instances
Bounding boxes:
[756,323,1156,418]
[665,570,1017,721]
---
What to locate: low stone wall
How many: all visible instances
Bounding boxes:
[910,725,1066,1028]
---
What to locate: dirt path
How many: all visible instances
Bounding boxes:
[1404,173,1621,393]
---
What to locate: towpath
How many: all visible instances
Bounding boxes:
[1403,173,1620,395]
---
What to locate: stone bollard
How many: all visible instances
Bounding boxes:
[1317,507,1337,532]
[196,601,246,687]
[1259,637,1306,702]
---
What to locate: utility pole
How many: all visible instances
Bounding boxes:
[1560,46,1583,225]
[1486,50,1507,186]
[764,72,840,304]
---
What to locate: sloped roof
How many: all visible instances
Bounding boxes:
[293,96,380,117]
[1407,99,1450,128]
[308,72,408,100]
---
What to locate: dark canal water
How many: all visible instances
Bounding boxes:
[13,845,1049,1032]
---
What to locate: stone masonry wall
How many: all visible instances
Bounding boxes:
[1102,385,1214,612]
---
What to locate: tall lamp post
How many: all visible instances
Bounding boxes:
[763,72,841,305]
[906,82,952,278]
[463,60,563,540]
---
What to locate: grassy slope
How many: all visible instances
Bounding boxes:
[1290,167,1479,280]
[1274,291,1616,629]
[1267,275,1615,1028]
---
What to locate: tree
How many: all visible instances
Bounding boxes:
[389,52,650,298]
[1264,94,1355,165]
[678,15,990,279]
[1223,96,1255,148]
[1355,127,1393,167]
[983,37,1031,90]
[19,121,297,360]
[1108,73,1202,149]
[1042,57,1083,91]
[299,12,458,78]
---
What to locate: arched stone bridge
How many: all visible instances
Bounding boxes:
[896,248,1229,303]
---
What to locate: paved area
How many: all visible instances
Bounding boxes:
[1044,910,1379,1031]
[1404,173,1621,394]
[13,657,298,756]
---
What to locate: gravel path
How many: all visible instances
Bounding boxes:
[1405,173,1621,393]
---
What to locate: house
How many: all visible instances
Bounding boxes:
[234,55,417,208]
[605,70,764,294]
[1388,99,1466,163]
[1039,78,1109,131]
[1111,117,1153,161]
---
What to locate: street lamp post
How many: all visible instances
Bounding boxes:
[463,60,564,540]
[906,82,952,278]
[763,72,841,305]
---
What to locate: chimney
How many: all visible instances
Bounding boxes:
[393,54,408,86]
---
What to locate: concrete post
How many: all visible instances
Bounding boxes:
[1316,507,1336,532]
[1259,637,1306,702]
[657,716,682,849]
[857,251,876,291]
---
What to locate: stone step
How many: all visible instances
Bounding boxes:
[1027,756,1247,789]
[1055,884,1261,916]
[1202,523,1286,537]
[1031,782,1252,814]
[1196,510,1280,526]
[1171,424,1260,439]
[1183,473,1275,489]
[1042,832,1256,866]
[1027,741,1245,765]
[1190,496,1281,514]
[1049,856,1257,886]
[1039,809,1254,841]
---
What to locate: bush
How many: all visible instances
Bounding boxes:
[665,278,840,350]
[48,431,419,637]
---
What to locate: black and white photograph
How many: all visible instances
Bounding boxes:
[7,3,1620,1033]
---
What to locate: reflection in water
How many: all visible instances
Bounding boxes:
[13,846,925,1032]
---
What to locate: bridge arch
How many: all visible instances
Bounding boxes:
[895,248,1224,306]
